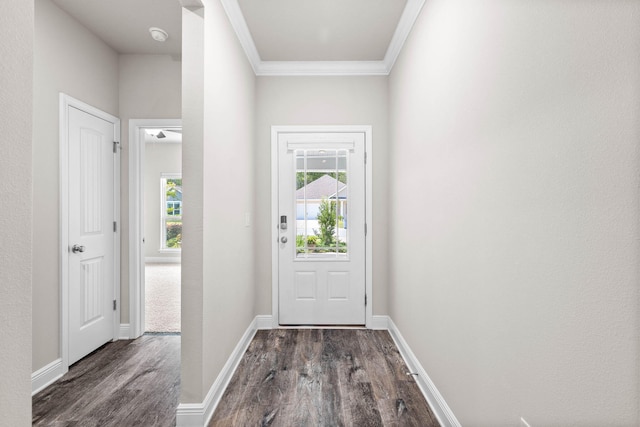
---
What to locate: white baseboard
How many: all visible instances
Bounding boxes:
[369,314,389,330]
[32,358,66,396]
[119,323,131,340]
[255,315,273,330]
[33,322,131,396]
[145,257,181,264]
[387,317,461,427]
[176,316,261,427]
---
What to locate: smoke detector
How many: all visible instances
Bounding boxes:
[149,27,168,42]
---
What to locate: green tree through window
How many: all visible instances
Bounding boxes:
[162,176,182,249]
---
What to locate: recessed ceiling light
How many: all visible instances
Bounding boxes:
[149,27,168,42]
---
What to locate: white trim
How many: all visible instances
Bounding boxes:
[60,95,70,371]
[119,324,131,340]
[270,128,280,328]
[221,0,425,76]
[383,0,426,72]
[114,113,122,344]
[176,316,262,426]
[255,315,274,330]
[286,140,355,151]
[32,358,66,396]
[369,315,389,330]
[271,125,373,327]
[158,248,182,253]
[129,119,182,339]
[59,94,120,372]
[363,127,374,329]
[160,173,183,252]
[387,317,461,427]
[219,0,261,74]
[145,257,182,264]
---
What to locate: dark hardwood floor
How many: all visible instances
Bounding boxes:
[33,330,438,426]
[209,329,440,427]
[32,334,180,427]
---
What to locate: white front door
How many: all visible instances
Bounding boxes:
[67,106,116,364]
[278,131,366,325]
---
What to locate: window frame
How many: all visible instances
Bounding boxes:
[160,173,182,252]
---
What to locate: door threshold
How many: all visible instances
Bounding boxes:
[277,324,366,330]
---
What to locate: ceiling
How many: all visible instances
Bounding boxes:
[50,0,425,75]
[51,0,183,55]
[238,0,406,62]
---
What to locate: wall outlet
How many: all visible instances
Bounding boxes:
[520,417,531,427]
[244,212,251,227]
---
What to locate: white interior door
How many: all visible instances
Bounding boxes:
[67,106,116,364]
[278,132,366,325]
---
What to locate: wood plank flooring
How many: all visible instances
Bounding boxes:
[32,334,180,427]
[32,330,438,426]
[209,329,440,427]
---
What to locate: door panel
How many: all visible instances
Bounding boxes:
[278,132,365,325]
[68,106,115,365]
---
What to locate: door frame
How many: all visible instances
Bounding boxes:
[59,94,121,370]
[271,125,373,328]
[129,118,182,339]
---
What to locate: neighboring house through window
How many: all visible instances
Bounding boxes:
[161,174,182,251]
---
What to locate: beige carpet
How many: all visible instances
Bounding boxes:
[145,263,181,333]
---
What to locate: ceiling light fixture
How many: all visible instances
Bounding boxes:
[149,27,168,42]
[144,129,166,138]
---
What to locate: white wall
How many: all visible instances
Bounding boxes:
[388,1,640,425]
[144,139,182,259]
[33,2,181,370]
[0,0,33,423]
[180,5,205,403]
[33,0,119,372]
[119,54,182,321]
[201,0,256,397]
[181,0,256,402]
[255,76,389,315]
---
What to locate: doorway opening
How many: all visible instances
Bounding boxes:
[129,119,182,338]
[144,133,182,333]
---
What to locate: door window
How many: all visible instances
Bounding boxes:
[295,149,349,259]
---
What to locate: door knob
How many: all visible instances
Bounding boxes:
[280,236,288,243]
[72,244,85,254]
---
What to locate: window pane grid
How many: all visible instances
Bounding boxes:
[161,176,182,250]
[295,149,348,259]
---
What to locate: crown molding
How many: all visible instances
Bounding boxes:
[384,0,426,72]
[220,0,261,74]
[221,0,425,77]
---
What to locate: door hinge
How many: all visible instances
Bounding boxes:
[364,152,367,164]
[113,221,117,232]
[365,294,368,306]
[113,140,120,153]
[113,300,117,310]
[365,223,367,236]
